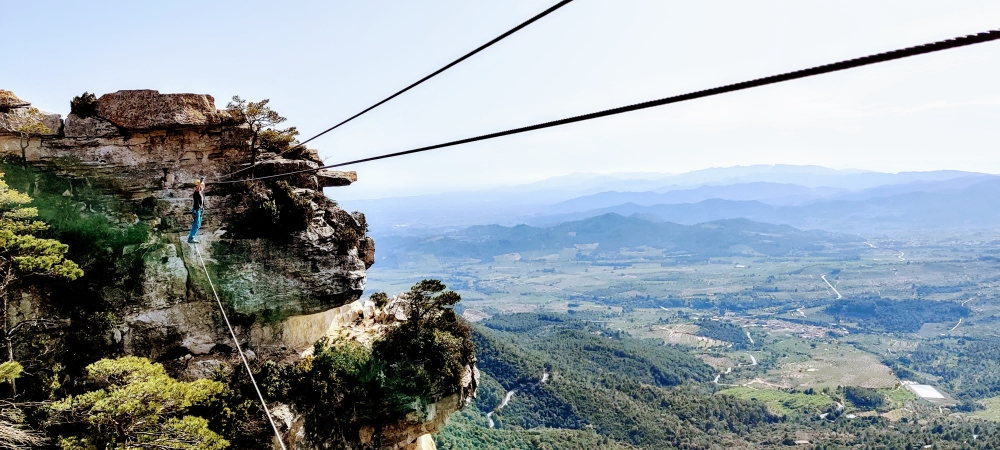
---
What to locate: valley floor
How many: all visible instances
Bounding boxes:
[365,233,1000,448]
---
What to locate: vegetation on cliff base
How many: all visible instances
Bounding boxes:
[0,361,46,448]
[259,280,474,448]
[0,163,150,395]
[0,171,82,399]
[51,357,228,450]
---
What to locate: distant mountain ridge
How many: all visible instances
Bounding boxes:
[339,165,995,235]
[550,182,846,213]
[375,214,861,266]
[531,178,1000,233]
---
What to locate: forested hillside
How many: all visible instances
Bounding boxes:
[437,313,1000,449]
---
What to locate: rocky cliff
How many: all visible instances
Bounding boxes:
[0,89,475,449]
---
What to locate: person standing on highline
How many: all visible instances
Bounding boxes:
[188,179,206,243]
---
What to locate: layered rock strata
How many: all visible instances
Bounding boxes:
[0,90,372,357]
[0,89,471,448]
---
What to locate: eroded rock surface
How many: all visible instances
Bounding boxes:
[0,89,373,358]
[0,89,474,450]
[0,90,30,109]
[271,295,478,450]
[64,113,119,137]
[96,89,221,129]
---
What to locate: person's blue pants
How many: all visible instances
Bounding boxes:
[188,209,202,242]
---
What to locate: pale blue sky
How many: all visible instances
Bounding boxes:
[5,1,1000,199]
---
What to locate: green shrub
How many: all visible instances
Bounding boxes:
[262,280,474,448]
[70,92,98,118]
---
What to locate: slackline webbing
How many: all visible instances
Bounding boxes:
[193,244,288,450]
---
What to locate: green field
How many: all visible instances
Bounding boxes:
[717,386,833,416]
[974,397,1000,422]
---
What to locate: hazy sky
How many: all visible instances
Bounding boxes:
[5,1,1000,199]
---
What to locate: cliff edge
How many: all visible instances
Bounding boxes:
[0,89,475,449]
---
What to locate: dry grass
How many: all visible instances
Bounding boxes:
[882,409,910,422]
[698,354,738,370]
[648,324,726,348]
[775,347,898,390]
[973,396,1000,422]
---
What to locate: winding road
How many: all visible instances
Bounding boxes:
[821,275,843,300]
[487,368,549,428]
[487,390,517,428]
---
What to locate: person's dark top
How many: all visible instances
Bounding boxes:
[192,190,204,211]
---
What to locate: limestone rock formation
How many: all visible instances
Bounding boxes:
[63,113,119,137]
[269,295,478,449]
[0,91,61,135]
[0,87,376,358]
[0,90,30,110]
[0,89,475,449]
[96,89,222,129]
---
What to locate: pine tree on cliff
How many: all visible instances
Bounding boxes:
[225,96,298,178]
[0,107,50,162]
[51,357,228,449]
[0,172,82,395]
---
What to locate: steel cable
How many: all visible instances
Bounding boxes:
[220,0,575,180]
[209,28,1000,185]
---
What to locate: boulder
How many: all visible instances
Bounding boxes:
[38,112,62,136]
[183,358,226,380]
[122,302,222,360]
[0,90,29,111]
[359,236,376,268]
[0,91,60,135]
[96,89,221,130]
[316,169,356,188]
[64,113,119,137]
[279,293,477,450]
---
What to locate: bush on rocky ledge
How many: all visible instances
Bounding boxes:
[260,280,475,448]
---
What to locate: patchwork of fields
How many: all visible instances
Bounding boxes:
[369,232,1000,435]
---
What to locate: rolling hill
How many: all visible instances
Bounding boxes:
[375,213,861,265]
[530,178,1000,233]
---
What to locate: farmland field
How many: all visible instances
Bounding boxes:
[367,228,1000,447]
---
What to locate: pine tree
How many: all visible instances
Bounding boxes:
[51,357,228,449]
[0,172,81,395]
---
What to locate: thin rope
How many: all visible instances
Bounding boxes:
[193,244,288,450]
[209,28,1000,185]
[219,0,576,180]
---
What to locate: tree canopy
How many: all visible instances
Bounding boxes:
[51,357,228,450]
[0,107,51,161]
[225,96,299,175]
